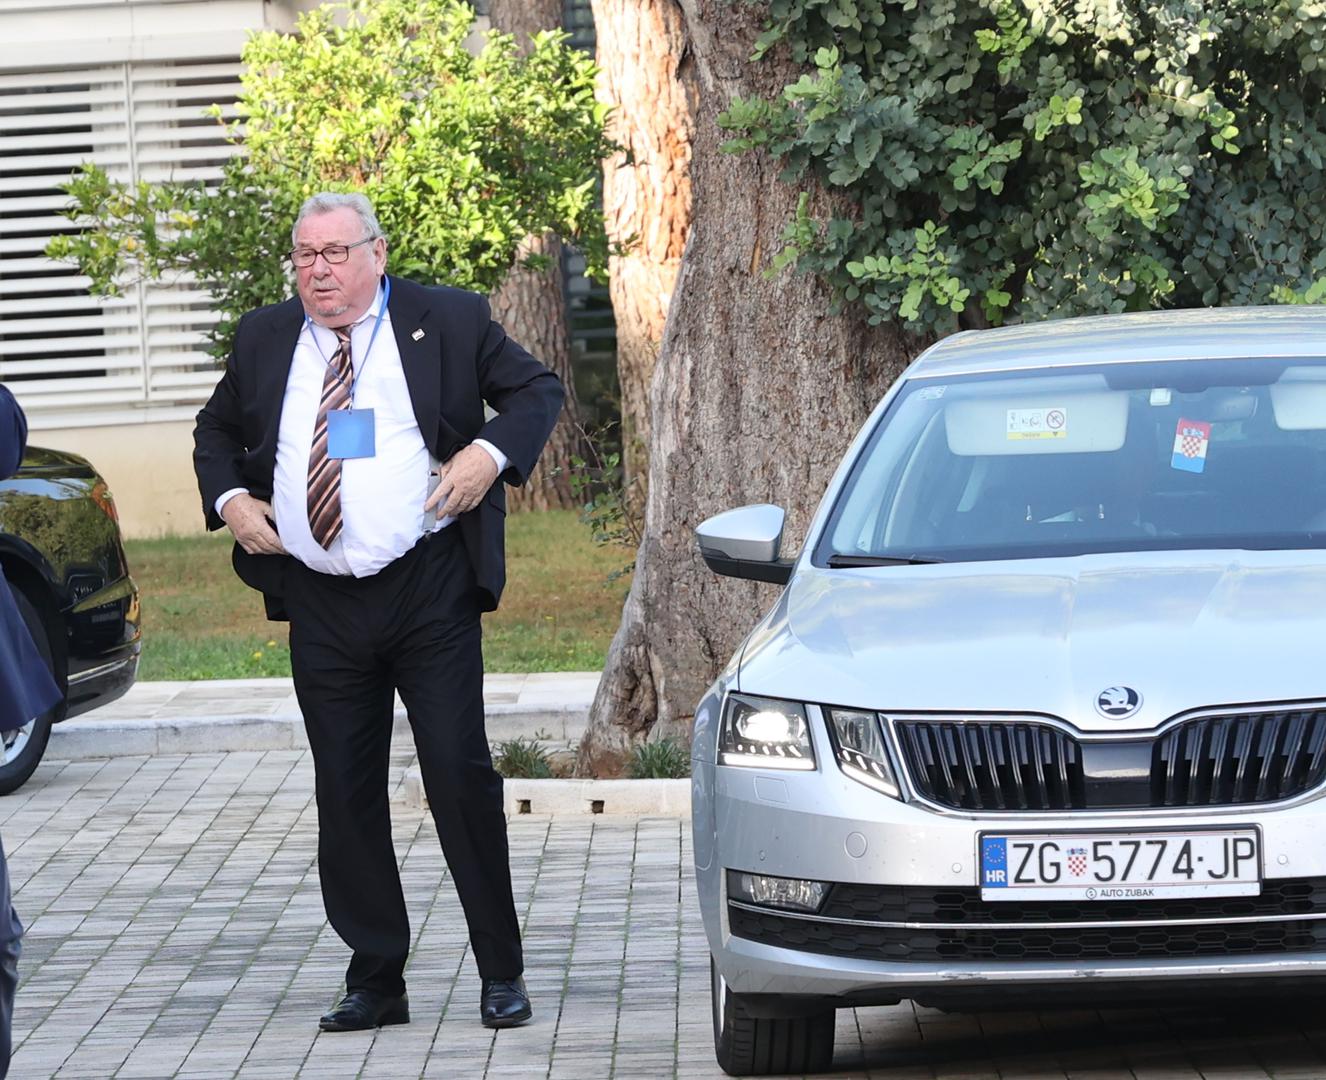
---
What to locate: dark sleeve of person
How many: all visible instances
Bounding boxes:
[0,385,28,482]
[471,296,565,487]
[193,315,252,531]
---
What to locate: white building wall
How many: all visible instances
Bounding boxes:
[0,0,313,536]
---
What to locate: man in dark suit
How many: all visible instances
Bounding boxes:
[193,192,562,1033]
[0,383,62,1076]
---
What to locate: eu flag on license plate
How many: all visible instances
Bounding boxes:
[982,837,1008,887]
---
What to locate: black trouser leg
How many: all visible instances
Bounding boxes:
[288,569,408,998]
[389,533,523,979]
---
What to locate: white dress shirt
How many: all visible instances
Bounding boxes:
[216,283,507,577]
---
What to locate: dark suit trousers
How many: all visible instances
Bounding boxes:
[285,527,523,996]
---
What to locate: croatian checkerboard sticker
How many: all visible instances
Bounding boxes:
[1171,417,1211,473]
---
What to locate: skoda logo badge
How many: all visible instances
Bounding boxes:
[1096,686,1142,719]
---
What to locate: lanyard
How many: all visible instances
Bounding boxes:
[304,275,392,407]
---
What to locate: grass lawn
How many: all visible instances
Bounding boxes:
[124,511,632,681]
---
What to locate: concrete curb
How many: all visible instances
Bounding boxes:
[403,771,692,817]
[48,712,311,760]
[45,674,601,762]
[47,705,590,761]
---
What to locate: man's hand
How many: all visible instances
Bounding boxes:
[221,494,286,555]
[425,444,500,519]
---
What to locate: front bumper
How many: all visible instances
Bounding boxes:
[694,705,1326,1005]
[720,933,1326,1007]
[65,650,139,719]
[64,575,140,719]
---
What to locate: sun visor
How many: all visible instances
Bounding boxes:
[945,392,1128,455]
[1271,367,1326,430]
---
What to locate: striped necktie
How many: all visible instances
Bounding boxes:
[307,324,354,549]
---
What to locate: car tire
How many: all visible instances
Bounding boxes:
[0,588,58,795]
[711,956,835,1076]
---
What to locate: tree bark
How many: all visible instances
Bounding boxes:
[590,0,692,513]
[578,2,918,773]
[490,235,580,512]
[488,0,581,512]
[487,0,560,44]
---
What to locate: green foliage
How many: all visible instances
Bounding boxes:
[47,0,616,358]
[1276,278,1326,305]
[719,0,1326,331]
[627,737,691,779]
[492,734,555,779]
[569,423,642,582]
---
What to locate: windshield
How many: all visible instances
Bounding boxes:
[818,358,1326,565]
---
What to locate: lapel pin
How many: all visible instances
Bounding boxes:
[411,328,425,341]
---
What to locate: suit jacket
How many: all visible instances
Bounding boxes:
[192,276,564,619]
[0,385,62,742]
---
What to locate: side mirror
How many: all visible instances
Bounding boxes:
[695,504,793,585]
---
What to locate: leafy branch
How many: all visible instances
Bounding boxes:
[720,0,1326,331]
[568,422,643,583]
[46,0,618,360]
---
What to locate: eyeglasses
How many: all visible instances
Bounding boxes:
[288,235,378,268]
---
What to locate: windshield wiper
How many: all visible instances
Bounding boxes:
[826,553,945,567]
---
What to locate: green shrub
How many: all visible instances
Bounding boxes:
[492,736,554,779]
[720,0,1326,332]
[628,737,691,779]
[49,0,615,359]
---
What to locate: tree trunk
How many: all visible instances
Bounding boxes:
[578,2,918,773]
[490,235,580,512]
[488,0,581,512]
[590,0,692,514]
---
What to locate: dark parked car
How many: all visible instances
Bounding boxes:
[0,446,140,793]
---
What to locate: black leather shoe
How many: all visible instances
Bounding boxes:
[319,989,410,1032]
[480,976,532,1028]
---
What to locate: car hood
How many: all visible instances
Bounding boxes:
[17,445,94,477]
[737,550,1326,733]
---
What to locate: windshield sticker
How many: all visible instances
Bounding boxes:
[1006,407,1067,440]
[1171,417,1211,473]
[1149,388,1172,407]
[916,385,947,400]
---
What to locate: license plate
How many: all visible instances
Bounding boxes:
[979,829,1260,901]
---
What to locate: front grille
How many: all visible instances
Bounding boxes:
[895,708,1326,811]
[1153,709,1326,806]
[894,719,1085,810]
[729,902,1326,963]
[818,878,1326,924]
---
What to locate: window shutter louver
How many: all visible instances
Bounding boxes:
[0,58,242,426]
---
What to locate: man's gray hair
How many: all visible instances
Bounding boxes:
[292,192,385,246]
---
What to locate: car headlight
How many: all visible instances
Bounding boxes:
[718,694,816,770]
[826,708,901,798]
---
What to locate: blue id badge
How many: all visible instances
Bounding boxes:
[327,409,376,459]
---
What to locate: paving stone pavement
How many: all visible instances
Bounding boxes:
[5,743,1326,1079]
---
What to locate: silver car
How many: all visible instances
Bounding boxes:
[692,307,1326,1076]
